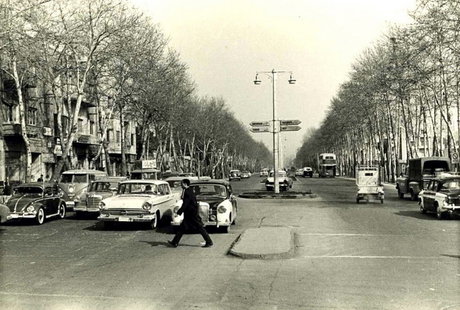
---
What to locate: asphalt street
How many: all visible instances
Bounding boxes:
[0,176,459,310]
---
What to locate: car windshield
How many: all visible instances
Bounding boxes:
[269,171,287,177]
[89,182,114,192]
[441,179,460,190]
[118,183,158,195]
[192,184,227,198]
[60,174,87,183]
[13,186,43,196]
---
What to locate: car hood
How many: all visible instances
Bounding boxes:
[266,177,289,182]
[6,195,44,212]
[196,196,226,205]
[102,195,152,209]
[87,191,114,199]
[446,189,460,197]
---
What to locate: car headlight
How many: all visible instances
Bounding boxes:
[26,205,35,212]
[142,202,152,210]
[217,205,227,214]
[74,195,81,202]
[173,206,180,214]
[99,201,106,210]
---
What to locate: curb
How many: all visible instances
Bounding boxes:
[228,227,295,259]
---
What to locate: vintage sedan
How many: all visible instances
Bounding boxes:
[98,180,177,229]
[265,170,293,191]
[171,180,237,233]
[74,177,127,217]
[419,174,460,220]
[4,183,66,225]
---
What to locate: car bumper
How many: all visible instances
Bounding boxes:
[74,206,100,213]
[8,212,37,220]
[171,215,231,227]
[97,213,156,222]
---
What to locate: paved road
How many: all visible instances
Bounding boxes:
[0,176,459,310]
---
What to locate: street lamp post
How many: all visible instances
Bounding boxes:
[254,69,295,193]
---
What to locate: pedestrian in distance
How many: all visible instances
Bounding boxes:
[168,179,213,248]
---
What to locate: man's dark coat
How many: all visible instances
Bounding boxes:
[178,187,204,230]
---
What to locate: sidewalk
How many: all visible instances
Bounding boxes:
[229,226,294,259]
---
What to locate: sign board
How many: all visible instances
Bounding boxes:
[250,127,270,133]
[250,121,270,127]
[142,160,157,169]
[280,125,301,132]
[452,153,459,164]
[280,120,301,126]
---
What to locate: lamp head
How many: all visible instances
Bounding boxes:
[253,73,261,85]
[288,74,296,84]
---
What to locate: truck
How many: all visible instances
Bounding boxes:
[395,157,451,201]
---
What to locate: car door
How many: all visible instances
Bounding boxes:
[43,186,58,215]
[423,180,437,211]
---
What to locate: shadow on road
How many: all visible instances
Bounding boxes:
[139,240,202,247]
[394,210,438,220]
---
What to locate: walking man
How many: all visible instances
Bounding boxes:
[168,179,213,248]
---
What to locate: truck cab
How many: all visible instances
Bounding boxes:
[396,157,450,201]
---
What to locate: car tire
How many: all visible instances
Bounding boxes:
[410,190,417,201]
[436,205,445,220]
[397,188,404,199]
[149,211,160,230]
[35,207,45,225]
[419,199,427,214]
[380,198,384,204]
[231,211,236,225]
[219,225,230,233]
[58,203,66,219]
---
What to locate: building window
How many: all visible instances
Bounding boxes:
[27,107,37,125]
[77,118,84,133]
[131,134,135,145]
[2,104,14,123]
[90,120,95,135]
[116,130,121,143]
[107,129,113,142]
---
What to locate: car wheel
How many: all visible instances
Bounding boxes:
[410,190,417,201]
[219,225,230,233]
[58,203,66,219]
[436,205,445,220]
[35,207,45,225]
[356,197,360,203]
[231,211,236,225]
[149,211,160,230]
[380,198,384,204]
[419,199,426,214]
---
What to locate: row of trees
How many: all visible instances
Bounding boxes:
[295,0,460,182]
[0,0,270,181]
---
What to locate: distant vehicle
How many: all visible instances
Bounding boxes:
[260,168,269,177]
[5,183,66,225]
[171,179,237,233]
[318,153,336,177]
[303,167,313,178]
[419,174,460,219]
[241,171,251,179]
[295,169,304,176]
[58,169,107,210]
[355,165,384,203]
[229,169,241,181]
[74,176,127,217]
[129,169,161,180]
[98,180,176,229]
[396,157,450,201]
[265,170,293,191]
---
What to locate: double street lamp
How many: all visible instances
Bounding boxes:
[253,69,295,193]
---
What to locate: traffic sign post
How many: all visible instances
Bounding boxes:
[280,120,301,126]
[250,126,271,133]
[280,125,301,132]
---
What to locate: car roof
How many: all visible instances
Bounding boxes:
[17,182,56,188]
[431,173,460,181]
[62,170,106,175]
[92,177,127,182]
[120,179,168,185]
[130,169,160,173]
[190,179,230,186]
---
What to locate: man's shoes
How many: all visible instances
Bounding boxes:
[202,243,213,248]
[167,240,178,248]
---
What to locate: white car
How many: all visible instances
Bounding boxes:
[171,180,237,233]
[98,180,177,229]
[265,170,293,191]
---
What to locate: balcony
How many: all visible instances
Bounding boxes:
[2,123,22,136]
[75,133,98,145]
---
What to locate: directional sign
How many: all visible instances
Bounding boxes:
[280,119,301,126]
[250,127,270,133]
[280,125,301,132]
[250,121,270,127]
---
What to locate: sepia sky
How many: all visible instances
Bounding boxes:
[129,0,417,164]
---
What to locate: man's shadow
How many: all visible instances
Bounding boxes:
[139,240,201,247]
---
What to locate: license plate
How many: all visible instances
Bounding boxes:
[118,216,132,222]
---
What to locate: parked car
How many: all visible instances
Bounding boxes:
[229,169,241,181]
[171,179,237,233]
[58,169,107,210]
[265,170,293,191]
[4,182,66,225]
[419,174,460,219]
[295,169,304,176]
[74,177,127,217]
[260,168,269,177]
[98,180,177,229]
[303,167,313,178]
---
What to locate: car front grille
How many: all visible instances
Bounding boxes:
[87,196,102,209]
[101,208,148,215]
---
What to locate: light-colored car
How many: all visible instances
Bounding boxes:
[98,180,176,229]
[260,168,269,177]
[171,180,237,233]
[229,170,241,181]
[419,174,460,220]
[58,169,107,210]
[241,171,251,179]
[74,177,127,217]
[265,170,293,191]
[295,169,304,176]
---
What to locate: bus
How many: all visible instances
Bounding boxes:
[318,153,337,177]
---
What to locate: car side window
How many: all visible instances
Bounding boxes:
[431,181,438,191]
[44,187,53,196]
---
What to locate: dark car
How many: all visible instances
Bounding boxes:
[419,174,460,219]
[303,167,313,178]
[5,183,66,225]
